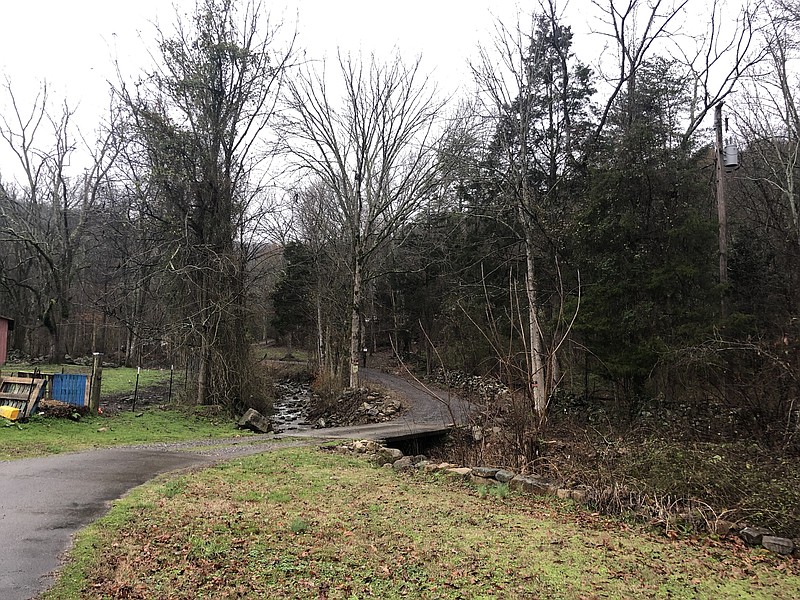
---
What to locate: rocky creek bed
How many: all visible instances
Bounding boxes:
[270,380,406,433]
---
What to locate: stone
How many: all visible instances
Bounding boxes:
[412,455,428,464]
[378,447,404,463]
[392,457,414,472]
[740,526,774,547]
[445,467,472,478]
[712,520,739,536]
[415,460,431,470]
[509,475,553,496]
[352,441,367,453]
[237,408,272,433]
[495,470,516,483]
[761,536,795,555]
[471,474,496,487]
[570,490,588,503]
[472,466,500,478]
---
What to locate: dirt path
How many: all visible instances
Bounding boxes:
[361,368,472,425]
[278,368,474,442]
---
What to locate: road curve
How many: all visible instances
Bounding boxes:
[278,368,473,442]
[1,368,471,599]
[0,438,306,600]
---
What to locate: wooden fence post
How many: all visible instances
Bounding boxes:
[89,352,103,414]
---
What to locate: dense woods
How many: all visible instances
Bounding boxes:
[1,0,798,449]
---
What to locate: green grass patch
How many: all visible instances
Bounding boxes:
[44,447,800,599]
[99,367,174,395]
[254,344,310,362]
[0,409,253,460]
[0,363,174,397]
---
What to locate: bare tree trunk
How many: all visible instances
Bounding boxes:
[349,256,363,388]
[524,230,548,416]
[316,285,324,369]
[390,288,400,358]
[197,339,209,405]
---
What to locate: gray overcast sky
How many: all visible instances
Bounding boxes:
[0,1,546,113]
[0,0,740,179]
[0,0,544,178]
[0,1,544,177]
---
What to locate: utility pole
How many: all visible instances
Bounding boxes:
[715,102,728,314]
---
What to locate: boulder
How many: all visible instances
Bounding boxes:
[712,520,739,536]
[471,474,497,487]
[378,447,404,462]
[237,408,272,433]
[472,466,500,478]
[445,467,472,478]
[761,536,795,555]
[495,470,516,483]
[392,457,415,472]
[739,526,774,547]
[509,475,555,496]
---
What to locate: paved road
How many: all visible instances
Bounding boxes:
[1,368,470,599]
[0,438,305,600]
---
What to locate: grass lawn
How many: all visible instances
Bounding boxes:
[254,343,310,362]
[0,409,255,460]
[0,363,175,396]
[45,447,800,599]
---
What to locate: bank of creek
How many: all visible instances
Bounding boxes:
[270,380,406,433]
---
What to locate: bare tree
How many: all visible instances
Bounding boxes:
[472,3,591,418]
[282,52,443,388]
[591,0,760,146]
[0,82,119,361]
[116,0,294,408]
[285,181,351,380]
[734,4,800,249]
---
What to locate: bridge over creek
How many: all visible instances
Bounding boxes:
[0,368,471,600]
[276,368,472,448]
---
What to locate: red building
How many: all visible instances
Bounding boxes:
[0,316,13,365]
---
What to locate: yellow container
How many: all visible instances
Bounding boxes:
[0,405,20,420]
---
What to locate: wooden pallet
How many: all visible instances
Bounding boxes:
[0,376,47,419]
